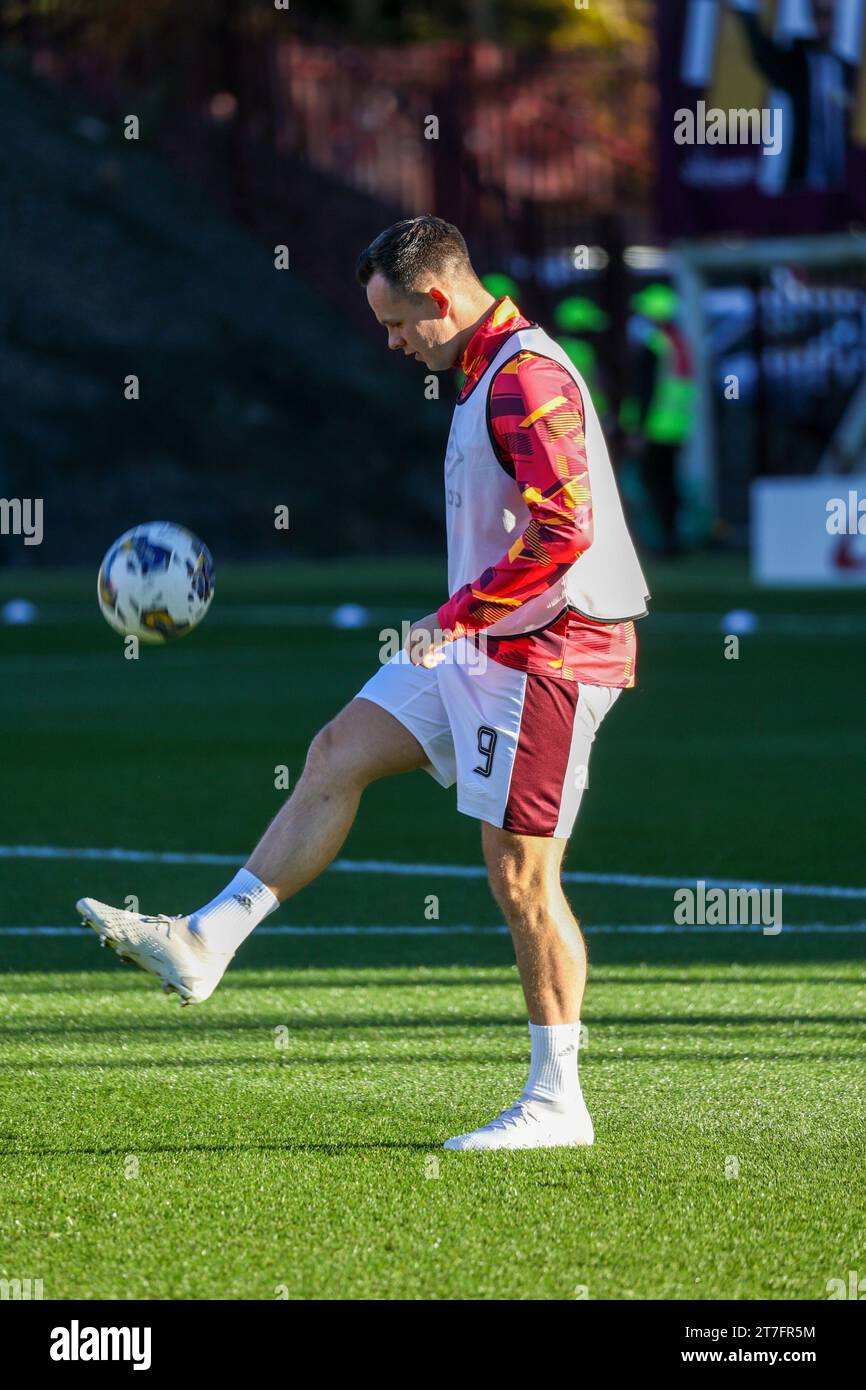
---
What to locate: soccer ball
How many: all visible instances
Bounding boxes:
[97,521,215,643]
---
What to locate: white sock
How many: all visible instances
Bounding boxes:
[188,869,279,954]
[521,1021,582,1106]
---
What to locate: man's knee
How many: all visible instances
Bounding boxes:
[487,855,549,927]
[483,826,566,925]
[304,716,367,788]
[303,698,428,790]
[303,702,408,790]
[492,867,546,925]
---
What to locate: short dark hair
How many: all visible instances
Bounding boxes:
[355,215,476,294]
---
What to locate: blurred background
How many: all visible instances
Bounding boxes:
[1,0,865,577]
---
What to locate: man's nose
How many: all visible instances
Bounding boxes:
[388,332,406,351]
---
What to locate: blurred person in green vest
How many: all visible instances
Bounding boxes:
[482,280,612,422]
[621,283,695,556]
[481,272,521,302]
[553,295,611,422]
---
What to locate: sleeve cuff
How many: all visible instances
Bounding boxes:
[436,600,467,639]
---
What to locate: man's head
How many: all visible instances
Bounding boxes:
[356,215,495,371]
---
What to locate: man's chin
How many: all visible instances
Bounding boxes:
[415,353,453,373]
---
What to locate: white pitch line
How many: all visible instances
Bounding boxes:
[332,860,866,902]
[0,845,241,867]
[3,923,866,937]
[0,845,864,902]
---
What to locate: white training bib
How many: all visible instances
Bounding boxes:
[444,324,650,633]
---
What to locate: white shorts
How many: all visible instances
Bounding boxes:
[355,639,622,839]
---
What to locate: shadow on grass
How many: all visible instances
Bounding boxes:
[0,1139,438,1158]
[1,1012,863,1038]
[0,1050,860,1071]
[3,935,866,976]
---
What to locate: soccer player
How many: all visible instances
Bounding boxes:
[78,216,649,1152]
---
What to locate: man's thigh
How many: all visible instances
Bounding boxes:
[353,651,457,787]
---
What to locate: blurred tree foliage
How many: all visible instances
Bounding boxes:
[3,0,652,57]
[1,63,451,565]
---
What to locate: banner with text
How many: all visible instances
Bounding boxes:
[657,0,866,237]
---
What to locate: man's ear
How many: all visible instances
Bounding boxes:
[428,287,449,319]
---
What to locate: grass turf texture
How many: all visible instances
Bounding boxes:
[0,555,864,1300]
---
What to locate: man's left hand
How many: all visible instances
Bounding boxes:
[405,612,457,669]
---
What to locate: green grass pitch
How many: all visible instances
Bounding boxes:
[0,556,864,1300]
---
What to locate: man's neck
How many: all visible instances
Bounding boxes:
[451,293,497,367]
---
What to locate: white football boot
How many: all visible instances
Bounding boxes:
[76,897,233,1006]
[443,1095,594,1152]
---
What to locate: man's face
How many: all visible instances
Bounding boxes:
[365,272,455,371]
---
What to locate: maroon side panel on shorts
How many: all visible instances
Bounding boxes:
[502,675,581,836]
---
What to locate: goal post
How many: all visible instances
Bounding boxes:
[672,232,866,546]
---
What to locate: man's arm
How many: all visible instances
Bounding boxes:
[436,352,594,639]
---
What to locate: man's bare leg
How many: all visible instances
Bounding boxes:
[76,698,429,1004]
[247,697,429,899]
[481,822,583,1024]
[443,822,593,1150]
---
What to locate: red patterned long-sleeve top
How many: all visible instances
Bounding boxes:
[436,297,638,688]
